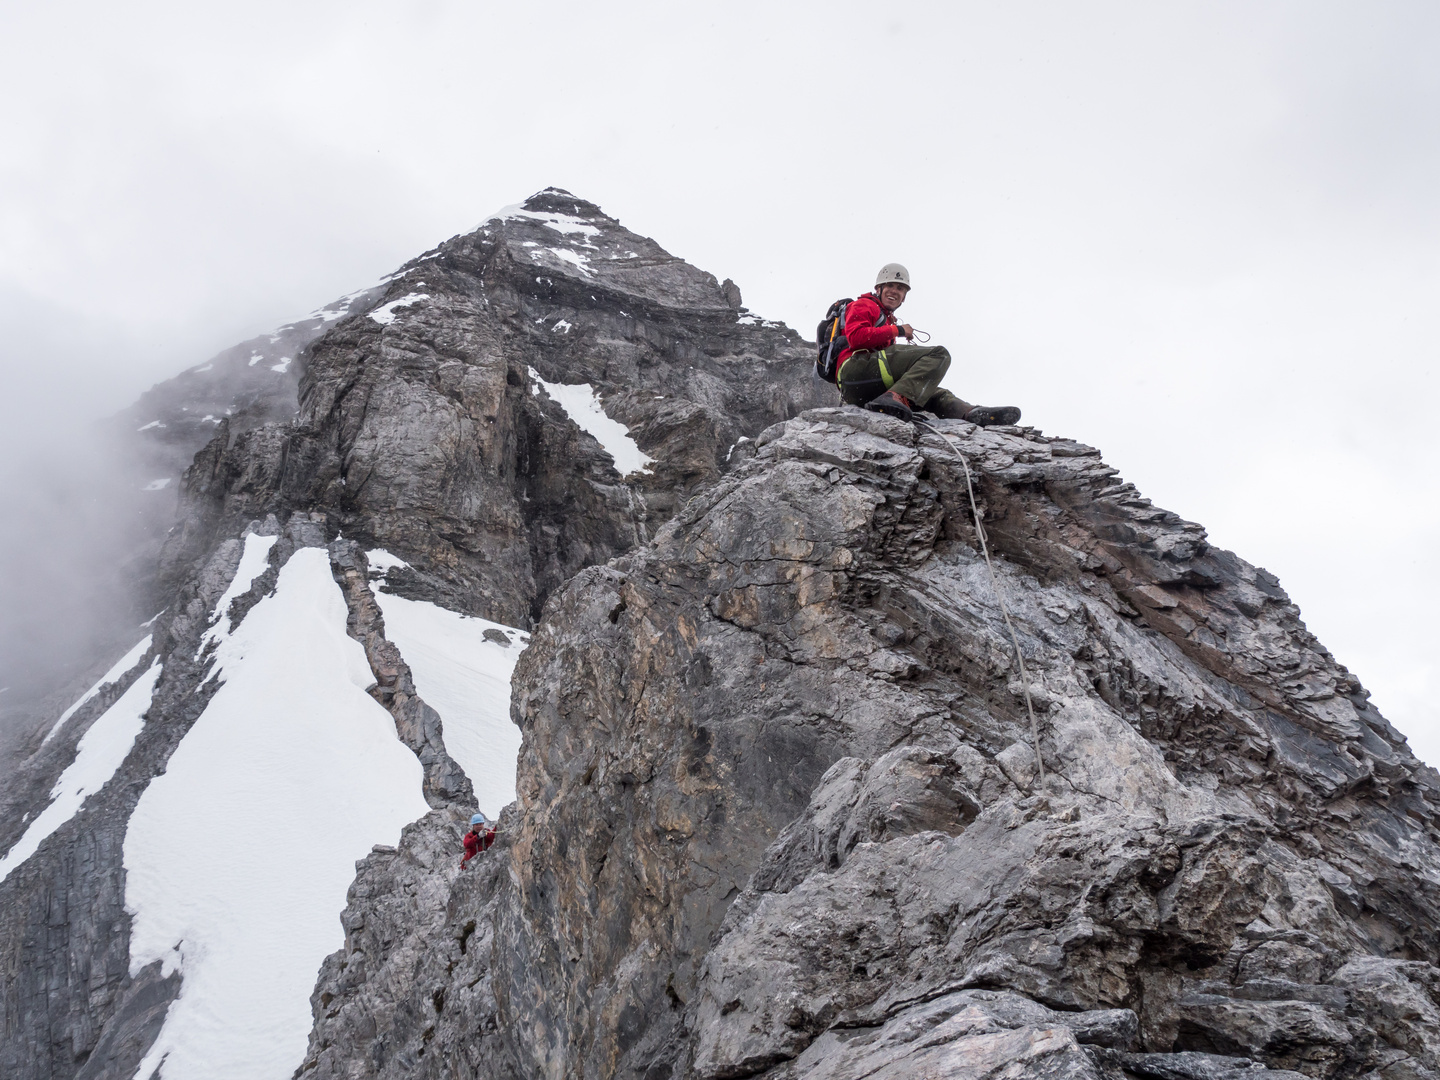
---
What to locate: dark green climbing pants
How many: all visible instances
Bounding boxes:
[837,344,970,414]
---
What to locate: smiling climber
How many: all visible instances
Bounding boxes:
[835,264,1021,427]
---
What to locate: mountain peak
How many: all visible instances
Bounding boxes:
[465,188,741,312]
[5,196,1437,1080]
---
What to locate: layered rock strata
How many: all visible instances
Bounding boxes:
[0,190,823,1080]
[306,408,1440,1080]
[6,188,1437,1080]
[159,188,820,626]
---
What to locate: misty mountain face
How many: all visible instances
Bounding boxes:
[0,269,382,737]
[5,189,1440,1080]
[111,281,388,512]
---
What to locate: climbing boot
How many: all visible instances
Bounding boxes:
[964,405,1022,427]
[866,390,913,422]
[927,396,972,420]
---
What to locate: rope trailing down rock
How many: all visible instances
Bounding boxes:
[915,419,1045,783]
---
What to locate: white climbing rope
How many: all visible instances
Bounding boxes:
[914,419,1046,783]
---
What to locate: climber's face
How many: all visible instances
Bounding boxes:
[878,282,909,311]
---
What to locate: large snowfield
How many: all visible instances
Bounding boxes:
[367,549,528,816]
[124,546,430,1080]
[104,535,535,1080]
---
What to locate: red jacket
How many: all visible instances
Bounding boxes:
[837,293,899,366]
[461,827,495,863]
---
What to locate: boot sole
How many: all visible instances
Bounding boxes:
[865,402,912,422]
[967,408,1021,426]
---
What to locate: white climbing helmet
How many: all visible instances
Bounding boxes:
[875,263,911,290]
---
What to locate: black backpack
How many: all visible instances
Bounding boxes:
[814,297,885,383]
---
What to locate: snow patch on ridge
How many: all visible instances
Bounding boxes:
[527,366,654,477]
[0,660,162,884]
[308,286,373,323]
[482,204,601,243]
[366,550,528,816]
[546,247,593,276]
[365,548,410,576]
[124,547,428,1080]
[368,293,431,326]
[42,635,154,745]
[196,532,278,659]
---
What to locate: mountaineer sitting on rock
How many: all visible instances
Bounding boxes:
[461,813,496,869]
[836,263,1022,427]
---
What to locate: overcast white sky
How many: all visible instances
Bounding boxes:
[1,1,1436,759]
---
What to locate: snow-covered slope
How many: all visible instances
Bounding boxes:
[0,659,161,884]
[41,634,154,746]
[195,532,278,653]
[80,534,541,1080]
[367,551,528,818]
[124,546,429,1080]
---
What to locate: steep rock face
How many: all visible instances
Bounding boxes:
[162,188,822,626]
[8,187,1437,1080]
[440,408,1437,1080]
[111,281,386,501]
[0,189,824,1080]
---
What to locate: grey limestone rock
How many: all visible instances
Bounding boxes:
[761,989,1137,1080]
[7,191,1440,1080]
[479,407,1440,1080]
[157,188,827,628]
[0,189,825,1080]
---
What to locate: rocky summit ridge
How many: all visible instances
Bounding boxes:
[3,190,1439,1080]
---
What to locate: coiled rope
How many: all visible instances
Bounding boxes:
[913,418,1046,783]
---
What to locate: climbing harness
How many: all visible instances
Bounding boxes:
[836,348,896,400]
[876,351,894,389]
[913,418,1046,783]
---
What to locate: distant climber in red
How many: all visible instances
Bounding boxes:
[836,263,1022,427]
[461,814,496,869]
